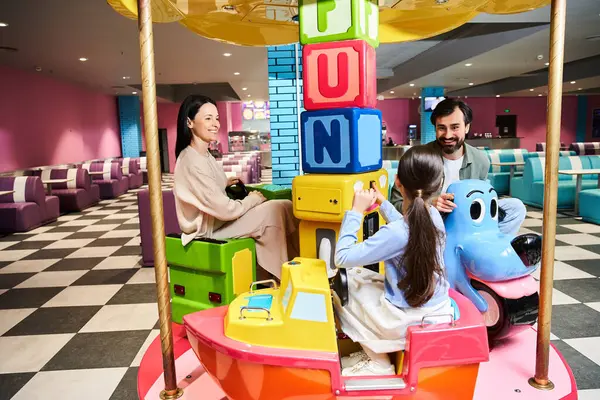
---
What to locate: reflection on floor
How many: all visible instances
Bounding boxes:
[0,179,600,399]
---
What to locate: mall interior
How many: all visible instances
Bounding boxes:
[1,1,600,399]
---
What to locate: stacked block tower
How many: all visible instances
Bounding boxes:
[292,0,388,277]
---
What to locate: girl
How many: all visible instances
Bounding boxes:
[333,145,453,377]
[173,95,299,279]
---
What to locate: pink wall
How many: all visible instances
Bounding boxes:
[230,102,243,132]
[0,65,121,172]
[376,99,412,145]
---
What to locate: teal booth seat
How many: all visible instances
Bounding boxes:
[484,149,528,195]
[382,160,399,170]
[579,189,600,225]
[387,168,397,199]
[511,155,600,209]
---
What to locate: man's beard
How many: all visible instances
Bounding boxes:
[437,137,464,155]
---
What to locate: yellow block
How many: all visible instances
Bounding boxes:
[299,218,385,275]
[231,248,254,296]
[292,169,389,223]
[224,257,338,354]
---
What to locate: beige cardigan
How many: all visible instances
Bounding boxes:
[173,146,262,246]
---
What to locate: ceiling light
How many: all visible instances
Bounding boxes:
[530,89,534,92]
[223,53,232,57]
[409,83,414,87]
[418,96,422,99]
[234,72,240,75]
[465,63,472,67]
[578,88,583,90]
[496,95,500,98]
[79,57,88,62]
[247,94,251,97]
[570,81,576,84]
[538,94,542,97]
[413,93,416,96]
[242,87,247,91]
[469,83,474,86]
[123,76,130,80]
[0,22,8,27]
[132,91,137,94]
[390,90,395,94]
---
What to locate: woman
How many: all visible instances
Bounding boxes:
[173,95,299,279]
[333,145,453,377]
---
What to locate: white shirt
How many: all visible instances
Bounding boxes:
[442,156,463,193]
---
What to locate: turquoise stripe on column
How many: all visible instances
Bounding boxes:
[117,96,143,158]
[268,44,303,187]
[420,87,445,144]
[577,95,588,142]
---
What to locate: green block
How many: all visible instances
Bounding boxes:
[247,183,293,200]
[299,0,379,48]
[166,235,256,324]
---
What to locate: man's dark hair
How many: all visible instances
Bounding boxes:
[430,98,473,126]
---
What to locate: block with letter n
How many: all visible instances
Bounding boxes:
[303,39,376,110]
[300,107,382,174]
[299,0,379,48]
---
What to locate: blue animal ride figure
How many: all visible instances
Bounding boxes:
[443,179,542,342]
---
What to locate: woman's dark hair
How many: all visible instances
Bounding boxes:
[430,98,473,127]
[396,145,445,308]
[175,95,217,159]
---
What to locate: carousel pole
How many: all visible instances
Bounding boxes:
[136,0,182,398]
[529,0,568,391]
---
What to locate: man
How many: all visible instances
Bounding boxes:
[390,98,526,237]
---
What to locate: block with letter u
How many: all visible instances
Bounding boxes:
[300,107,382,174]
[303,39,376,110]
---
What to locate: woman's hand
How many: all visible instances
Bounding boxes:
[352,189,377,214]
[248,190,267,204]
[227,177,241,187]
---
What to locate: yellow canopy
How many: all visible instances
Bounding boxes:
[107,0,550,46]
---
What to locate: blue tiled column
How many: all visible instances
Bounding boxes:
[576,95,588,142]
[268,43,304,187]
[420,87,445,144]
[117,96,143,157]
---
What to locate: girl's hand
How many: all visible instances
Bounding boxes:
[227,177,241,187]
[370,183,386,205]
[352,189,377,214]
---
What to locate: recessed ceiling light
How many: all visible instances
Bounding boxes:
[413,93,416,96]
[469,83,474,86]
[132,91,137,94]
[530,89,534,92]
[234,72,240,75]
[465,63,472,67]
[409,83,414,87]
[578,88,583,90]
[418,96,422,99]
[242,87,247,91]
[123,76,130,80]
[79,57,88,62]
[223,53,232,57]
[247,94,251,97]
[496,95,500,98]
[390,90,395,94]
[570,81,576,84]
[545,62,549,66]
[538,94,542,97]
[0,22,8,27]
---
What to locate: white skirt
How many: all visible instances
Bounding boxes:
[333,268,454,354]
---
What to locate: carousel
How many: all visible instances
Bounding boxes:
[106,0,577,399]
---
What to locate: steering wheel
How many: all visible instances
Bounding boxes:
[226,181,249,200]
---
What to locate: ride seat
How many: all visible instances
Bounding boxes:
[166,233,256,323]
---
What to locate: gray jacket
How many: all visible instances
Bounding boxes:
[390,141,490,212]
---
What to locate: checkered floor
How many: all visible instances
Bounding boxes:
[1,181,600,399]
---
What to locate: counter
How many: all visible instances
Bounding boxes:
[383,146,412,160]
[466,137,521,150]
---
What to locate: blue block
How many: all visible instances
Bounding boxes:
[270,94,295,102]
[300,108,382,174]
[276,58,296,65]
[268,58,276,66]
[277,86,297,94]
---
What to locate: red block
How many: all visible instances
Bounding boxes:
[302,39,377,110]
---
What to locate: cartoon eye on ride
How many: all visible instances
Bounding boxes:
[490,197,499,220]
[470,198,486,224]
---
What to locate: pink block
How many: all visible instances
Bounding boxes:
[303,39,377,110]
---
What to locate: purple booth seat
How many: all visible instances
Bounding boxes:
[0,176,59,233]
[139,157,148,185]
[138,189,180,266]
[222,165,253,184]
[119,157,143,189]
[32,168,100,212]
[82,161,129,199]
[569,142,600,156]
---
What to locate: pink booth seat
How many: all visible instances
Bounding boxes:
[0,176,59,233]
[222,166,252,184]
[81,161,128,199]
[138,189,180,266]
[32,168,100,212]
[119,157,143,189]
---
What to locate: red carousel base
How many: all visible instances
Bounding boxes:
[137,324,577,400]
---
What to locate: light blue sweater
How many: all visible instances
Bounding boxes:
[334,200,450,309]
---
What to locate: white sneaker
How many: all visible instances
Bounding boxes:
[342,359,395,377]
[341,351,369,369]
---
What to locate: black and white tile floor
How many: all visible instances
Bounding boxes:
[0,180,599,399]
